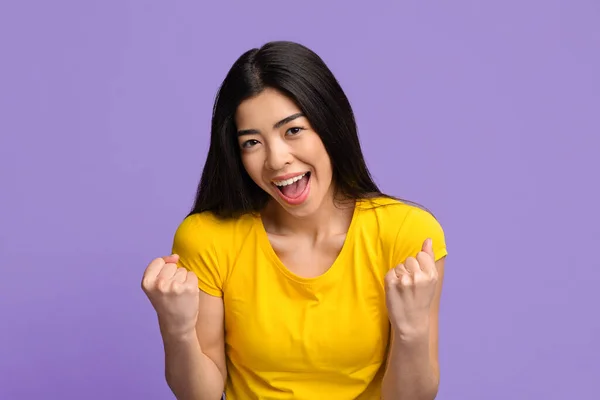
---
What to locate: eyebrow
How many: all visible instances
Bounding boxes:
[237,112,305,137]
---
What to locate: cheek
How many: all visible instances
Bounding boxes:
[302,135,329,162]
[318,158,333,182]
[313,144,333,178]
[241,154,265,183]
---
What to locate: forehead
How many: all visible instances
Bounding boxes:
[235,88,302,129]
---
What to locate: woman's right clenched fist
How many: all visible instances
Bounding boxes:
[141,254,200,337]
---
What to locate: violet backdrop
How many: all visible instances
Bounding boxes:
[1,1,598,399]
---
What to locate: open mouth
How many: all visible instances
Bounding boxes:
[272,172,311,200]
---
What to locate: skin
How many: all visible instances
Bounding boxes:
[142,255,226,400]
[382,239,446,399]
[142,87,445,400]
[235,87,355,278]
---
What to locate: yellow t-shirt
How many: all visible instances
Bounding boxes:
[172,196,448,400]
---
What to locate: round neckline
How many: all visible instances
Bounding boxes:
[253,199,362,285]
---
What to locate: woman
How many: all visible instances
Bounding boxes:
[142,41,448,400]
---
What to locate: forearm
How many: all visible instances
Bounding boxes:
[162,330,225,400]
[381,326,439,400]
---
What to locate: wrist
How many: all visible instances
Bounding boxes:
[159,323,198,344]
[392,319,430,342]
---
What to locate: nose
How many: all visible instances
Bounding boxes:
[264,140,293,171]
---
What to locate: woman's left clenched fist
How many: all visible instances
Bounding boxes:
[384,238,439,334]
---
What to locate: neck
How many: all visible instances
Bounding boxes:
[262,193,355,239]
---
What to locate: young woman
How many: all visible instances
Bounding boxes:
[142,41,448,400]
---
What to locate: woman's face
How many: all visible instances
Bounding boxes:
[235,88,334,218]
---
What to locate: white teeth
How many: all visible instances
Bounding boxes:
[273,173,307,187]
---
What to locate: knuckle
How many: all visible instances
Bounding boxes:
[186,283,198,293]
[171,282,184,295]
[384,271,395,284]
[187,271,198,283]
[178,268,189,278]
[141,277,153,290]
[155,278,170,292]
[420,275,436,285]
[150,257,165,267]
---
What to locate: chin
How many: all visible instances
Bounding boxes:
[279,202,320,219]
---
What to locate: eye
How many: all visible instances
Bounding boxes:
[241,139,260,148]
[286,127,304,136]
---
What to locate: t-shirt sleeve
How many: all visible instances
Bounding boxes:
[391,206,448,266]
[171,214,224,297]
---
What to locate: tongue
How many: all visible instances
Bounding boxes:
[280,175,308,198]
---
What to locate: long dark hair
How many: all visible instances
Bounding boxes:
[189,41,408,219]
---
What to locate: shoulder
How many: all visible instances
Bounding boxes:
[171,211,257,296]
[174,211,232,245]
[357,196,448,264]
[356,196,432,234]
[357,196,415,222]
[173,211,255,250]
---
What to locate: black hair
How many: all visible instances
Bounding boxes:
[189,40,422,218]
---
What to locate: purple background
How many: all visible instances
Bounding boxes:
[1,1,598,399]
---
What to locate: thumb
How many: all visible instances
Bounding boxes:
[162,254,180,264]
[422,238,435,259]
[384,266,401,288]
